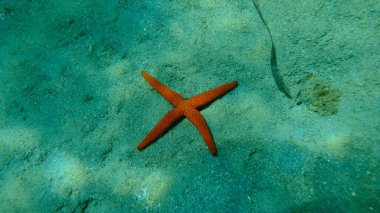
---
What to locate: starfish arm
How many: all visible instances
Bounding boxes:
[184,107,217,155]
[137,108,184,151]
[188,81,238,108]
[141,71,185,106]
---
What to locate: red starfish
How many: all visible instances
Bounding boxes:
[137,71,238,155]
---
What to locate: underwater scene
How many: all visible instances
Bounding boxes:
[0,0,379,212]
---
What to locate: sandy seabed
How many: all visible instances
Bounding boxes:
[0,0,379,212]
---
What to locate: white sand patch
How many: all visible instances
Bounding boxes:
[212,10,249,32]
[100,164,172,207]
[133,170,172,207]
[0,126,40,163]
[295,129,351,158]
[104,60,139,115]
[105,61,130,80]
[273,107,352,158]
[0,126,40,152]
[44,152,88,198]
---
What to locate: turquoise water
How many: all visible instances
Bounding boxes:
[0,0,379,212]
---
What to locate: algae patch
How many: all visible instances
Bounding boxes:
[297,73,342,116]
